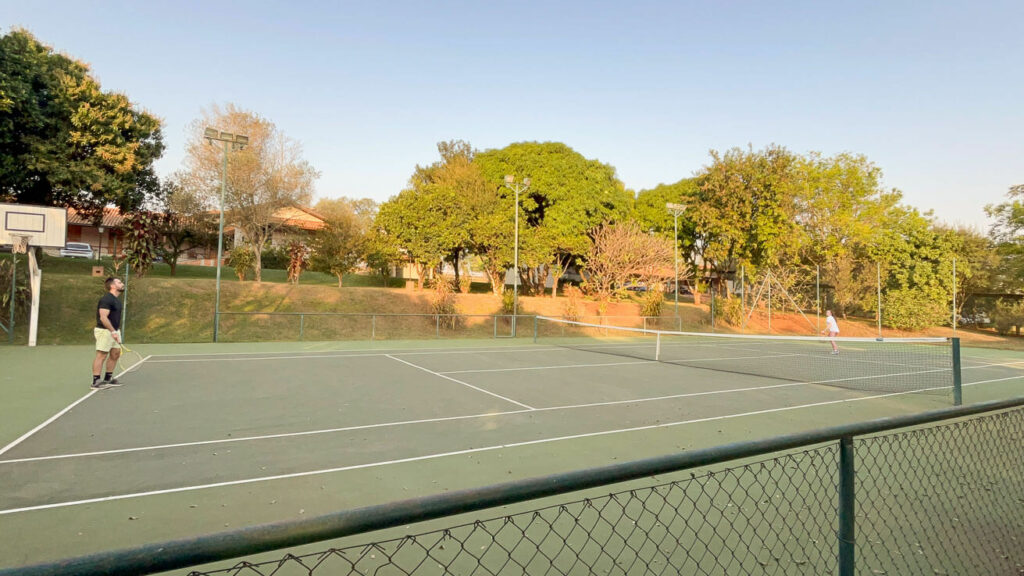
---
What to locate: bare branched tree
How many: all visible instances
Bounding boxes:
[182,104,319,281]
[583,221,677,299]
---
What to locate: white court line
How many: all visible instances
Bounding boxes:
[385,354,535,410]
[962,360,1024,370]
[0,383,970,516]
[146,345,552,362]
[667,353,804,363]
[441,360,654,374]
[0,365,973,465]
[0,355,150,457]
[2,355,1016,466]
[144,347,563,364]
[0,379,815,464]
[0,393,98,457]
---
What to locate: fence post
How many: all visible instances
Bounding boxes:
[372,315,376,341]
[9,251,16,343]
[838,435,856,576]
[493,315,497,339]
[299,314,304,341]
[952,337,962,406]
[435,314,440,338]
[533,316,538,343]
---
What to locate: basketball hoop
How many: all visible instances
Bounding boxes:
[10,234,30,255]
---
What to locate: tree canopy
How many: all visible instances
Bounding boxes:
[0,29,164,215]
[475,141,633,295]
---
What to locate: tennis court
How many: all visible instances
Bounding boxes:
[1,324,1023,569]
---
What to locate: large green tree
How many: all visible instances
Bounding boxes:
[792,152,899,315]
[985,184,1024,291]
[690,145,802,288]
[475,141,632,296]
[634,178,700,283]
[0,29,164,214]
[153,175,218,276]
[377,141,496,290]
[309,197,375,287]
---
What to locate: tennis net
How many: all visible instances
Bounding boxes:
[534,316,960,398]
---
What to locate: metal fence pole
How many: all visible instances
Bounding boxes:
[877,262,882,338]
[710,281,715,332]
[372,315,376,341]
[299,314,304,341]
[435,314,440,338]
[838,435,856,576]
[952,337,962,406]
[533,316,538,343]
[816,264,820,334]
[9,251,16,343]
[952,258,957,336]
[122,262,129,342]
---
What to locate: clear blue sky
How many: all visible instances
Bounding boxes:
[5,0,1022,230]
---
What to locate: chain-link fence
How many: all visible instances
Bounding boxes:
[182,405,1021,576]
[4,400,1020,576]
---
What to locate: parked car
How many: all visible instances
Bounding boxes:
[957,312,991,326]
[60,242,94,259]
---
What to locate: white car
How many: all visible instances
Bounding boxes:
[60,242,94,259]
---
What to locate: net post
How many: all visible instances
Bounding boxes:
[951,337,962,406]
[838,435,856,576]
[655,332,661,361]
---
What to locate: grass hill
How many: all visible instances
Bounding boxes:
[1,254,1018,349]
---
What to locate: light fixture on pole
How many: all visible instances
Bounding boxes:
[504,175,531,336]
[666,203,686,321]
[97,226,105,261]
[205,127,249,342]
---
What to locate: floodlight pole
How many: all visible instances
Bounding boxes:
[504,175,530,336]
[206,128,248,342]
[666,203,686,320]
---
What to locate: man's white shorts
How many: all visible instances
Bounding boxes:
[94,328,122,352]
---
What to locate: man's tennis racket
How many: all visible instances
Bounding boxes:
[116,341,146,375]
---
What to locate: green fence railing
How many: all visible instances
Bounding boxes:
[3,397,1021,576]
[212,313,698,343]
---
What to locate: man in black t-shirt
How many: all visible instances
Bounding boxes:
[92,277,125,389]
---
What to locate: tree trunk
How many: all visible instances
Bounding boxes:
[336,273,343,288]
[169,261,177,276]
[486,267,504,295]
[414,262,427,290]
[452,250,461,287]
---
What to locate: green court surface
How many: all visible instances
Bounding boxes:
[1,337,1022,570]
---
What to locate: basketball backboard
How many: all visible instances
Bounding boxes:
[0,203,67,248]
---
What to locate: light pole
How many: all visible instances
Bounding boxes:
[666,203,686,322]
[504,175,530,336]
[205,127,249,342]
